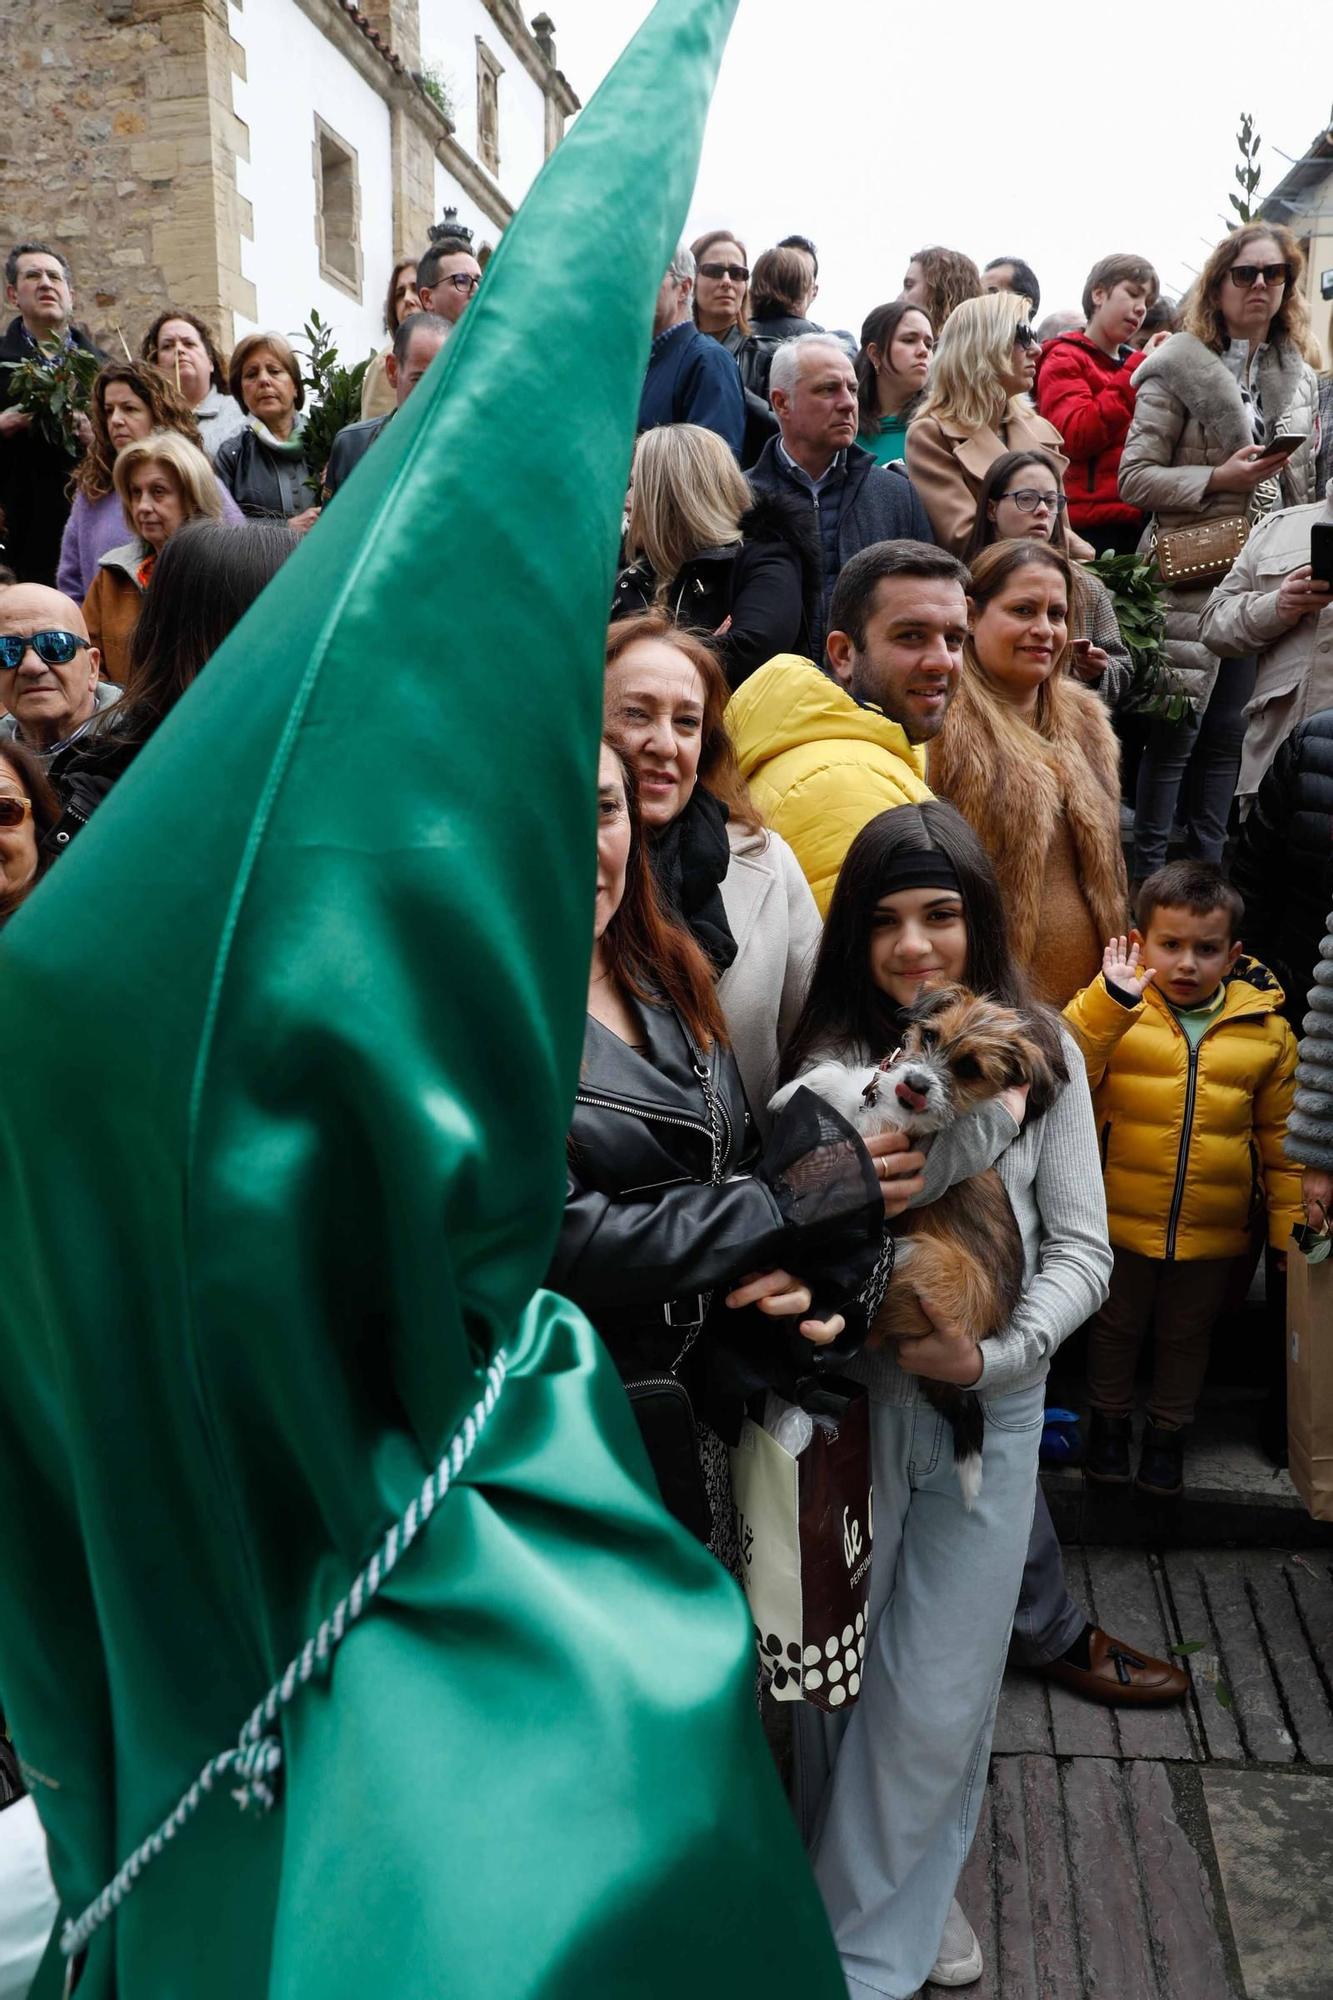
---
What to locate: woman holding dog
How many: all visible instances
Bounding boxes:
[929,539,1129,1006]
[548,741,884,1565]
[781,799,1111,2000]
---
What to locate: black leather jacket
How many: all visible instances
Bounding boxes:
[1232,709,1333,1028]
[551,999,881,1412]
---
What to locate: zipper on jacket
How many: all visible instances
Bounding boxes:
[1164,1042,1201,1261]
[574,1085,733,1156]
[1099,1119,1111,1170]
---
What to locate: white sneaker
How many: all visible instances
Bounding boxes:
[928,1898,983,1987]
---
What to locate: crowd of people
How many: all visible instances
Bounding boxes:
[2,205,1333,2000]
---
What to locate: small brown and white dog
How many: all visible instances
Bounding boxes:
[771,986,1057,1505]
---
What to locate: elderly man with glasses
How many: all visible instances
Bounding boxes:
[0,581,118,766]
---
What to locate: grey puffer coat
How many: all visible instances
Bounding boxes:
[1287,904,1333,1171]
[1118,332,1317,710]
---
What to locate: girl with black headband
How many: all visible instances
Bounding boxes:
[777,800,1109,2000]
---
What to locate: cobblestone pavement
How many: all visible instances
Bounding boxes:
[942,1546,1333,1999]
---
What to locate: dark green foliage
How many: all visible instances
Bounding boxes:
[1087,548,1190,721]
[1228,112,1262,228]
[294,309,376,479]
[2,344,101,455]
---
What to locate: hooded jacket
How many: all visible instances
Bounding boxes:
[81,536,150,686]
[1063,962,1302,1259]
[725,654,932,914]
[1035,331,1144,528]
[1118,330,1317,709]
[1231,709,1333,1028]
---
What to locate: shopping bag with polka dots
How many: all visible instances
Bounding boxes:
[729,1380,872,1711]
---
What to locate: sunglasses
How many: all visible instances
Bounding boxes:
[1002,488,1068,515]
[1227,263,1289,289]
[0,629,89,672]
[443,272,481,295]
[699,262,749,283]
[1013,322,1036,350]
[0,795,32,830]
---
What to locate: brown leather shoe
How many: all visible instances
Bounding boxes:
[1034,1626,1189,1706]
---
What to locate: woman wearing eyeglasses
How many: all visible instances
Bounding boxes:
[81,432,225,685]
[905,290,1068,557]
[0,741,60,922]
[1119,223,1319,882]
[965,450,1132,707]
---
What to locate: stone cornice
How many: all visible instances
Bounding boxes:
[478,0,579,114]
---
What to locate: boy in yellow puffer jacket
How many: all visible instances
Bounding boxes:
[1064,860,1302,1498]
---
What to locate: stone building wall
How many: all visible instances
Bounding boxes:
[0,0,252,353]
[0,0,578,354]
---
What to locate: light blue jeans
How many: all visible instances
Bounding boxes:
[792,1379,1045,1999]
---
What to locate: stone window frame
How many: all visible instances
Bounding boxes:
[475,38,504,178]
[313,113,363,301]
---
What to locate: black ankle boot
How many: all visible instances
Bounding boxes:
[1136,1422,1185,1498]
[1086,1411,1132,1484]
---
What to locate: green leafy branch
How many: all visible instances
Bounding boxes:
[1228,111,1263,228]
[292,309,376,480]
[2,345,100,455]
[1087,549,1190,722]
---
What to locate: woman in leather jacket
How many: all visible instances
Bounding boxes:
[611,424,815,686]
[549,743,883,1560]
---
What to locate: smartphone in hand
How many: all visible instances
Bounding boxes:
[1311,522,1333,590]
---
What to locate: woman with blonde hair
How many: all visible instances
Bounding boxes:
[1120,219,1318,881]
[611,423,815,686]
[82,431,226,684]
[58,360,242,600]
[928,539,1128,1005]
[906,290,1067,556]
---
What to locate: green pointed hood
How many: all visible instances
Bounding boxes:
[0,2,845,1995]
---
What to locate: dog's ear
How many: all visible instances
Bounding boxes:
[909,983,969,1026]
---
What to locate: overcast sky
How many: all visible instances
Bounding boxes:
[551,0,1333,348]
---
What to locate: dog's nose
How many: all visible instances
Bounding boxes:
[902,1069,932,1096]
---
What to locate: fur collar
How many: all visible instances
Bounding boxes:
[928,672,1127,966]
[1131,330,1308,449]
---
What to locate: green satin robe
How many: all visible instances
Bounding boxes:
[0,1,846,1993]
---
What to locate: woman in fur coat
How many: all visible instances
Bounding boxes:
[612,422,818,687]
[1118,222,1319,881]
[929,540,1129,1006]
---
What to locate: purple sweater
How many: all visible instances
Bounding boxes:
[56,483,244,602]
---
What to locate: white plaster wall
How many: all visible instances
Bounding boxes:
[230,0,394,361]
[418,0,547,208]
[428,163,498,251]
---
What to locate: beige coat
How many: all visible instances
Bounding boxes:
[1118,331,1317,710]
[905,402,1068,557]
[1199,488,1333,796]
[716,821,821,1130]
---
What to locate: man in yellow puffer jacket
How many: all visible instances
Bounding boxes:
[725,542,965,913]
[1064,861,1302,1499]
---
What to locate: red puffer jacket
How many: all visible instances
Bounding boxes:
[1035,332,1144,529]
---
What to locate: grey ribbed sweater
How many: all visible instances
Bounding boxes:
[1287,909,1333,1171]
[802,1026,1112,1404]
